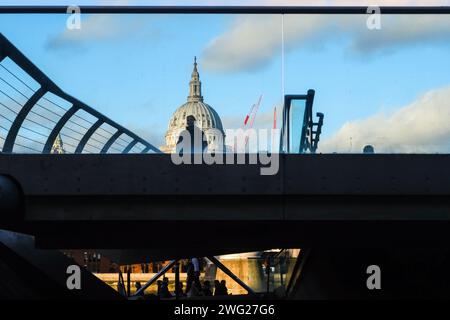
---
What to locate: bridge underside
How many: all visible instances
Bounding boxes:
[1,154,450,298]
[1,153,450,256]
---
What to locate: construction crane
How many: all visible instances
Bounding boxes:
[244,94,263,128]
[240,95,263,152]
[273,106,277,130]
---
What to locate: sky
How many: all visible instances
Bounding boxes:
[1,2,450,153]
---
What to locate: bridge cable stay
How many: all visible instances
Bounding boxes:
[1,63,134,149]
[0,81,116,152]
[1,71,128,151]
[0,33,159,154]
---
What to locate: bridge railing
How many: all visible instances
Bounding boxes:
[280,90,323,154]
[0,33,160,154]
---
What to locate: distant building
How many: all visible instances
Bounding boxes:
[160,57,225,153]
[51,134,65,154]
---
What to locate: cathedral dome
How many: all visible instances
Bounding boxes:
[168,100,224,133]
[160,57,225,153]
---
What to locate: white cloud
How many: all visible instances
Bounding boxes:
[351,15,450,54]
[203,14,336,72]
[46,1,150,50]
[47,15,122,50]
[319,85,450,153]
[203,15,283,72]
[202,9,450,72]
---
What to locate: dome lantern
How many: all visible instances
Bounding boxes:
[188,56,203,103]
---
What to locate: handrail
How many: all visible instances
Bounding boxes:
[280,90,322,153]
[1,6,450,14]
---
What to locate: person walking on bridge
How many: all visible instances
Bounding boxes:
[185,257,202,295]
[176,115,208,155]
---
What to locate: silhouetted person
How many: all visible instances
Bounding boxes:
[117,281,126,296]
[187,282,201,297]
[160,277,172,298]
[175,281,185,297]
[363,145,375,154]
[135,281,144,297]
[220,280,228,296]
[156,280,163,297]
[185,257,202,294]
[214,279,228,296]
[202,281,213,296]
[176,115,208,154]
[214,280,221,296]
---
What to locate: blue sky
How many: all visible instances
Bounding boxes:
[0,13,284,148]
[1,9,450,152]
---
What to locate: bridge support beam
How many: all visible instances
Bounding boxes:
[122,140,139,154]
[74,119,103,153]
[0,175,24,230]
[101,130,123,153]
[207,256,256,296]
[2,87,47,153]
[133,259,179,297]
[43,105,80,153]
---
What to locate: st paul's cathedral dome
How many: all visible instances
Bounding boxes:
[160,58,225,153]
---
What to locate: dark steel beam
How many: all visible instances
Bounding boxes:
[0,230,122,299]
[42,105,80,153]
[0,33,161,154]
[3,153,450,197]
[282,90,315,154]
[27,220,450,251]
[140,146,152,154]
[56,90,160,153]
[1,6,450,14]
[100,130,123,153]
[75,119,103,153]
[285,249,310,298]
[122,140,139,154]
[2,87,47,153]
[133,260,178,297]
[0,34,60,94]
[303,89,316,153]
[206,256,255,295]
[0,175,24,229]
[4,153,450,251]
